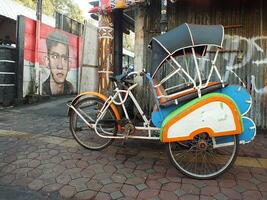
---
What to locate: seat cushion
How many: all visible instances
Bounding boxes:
[160,82,227,108]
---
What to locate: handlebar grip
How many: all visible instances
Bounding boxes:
[140,69,147,76]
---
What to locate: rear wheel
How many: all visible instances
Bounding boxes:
[69,97,117,150]
[167,133,239,179]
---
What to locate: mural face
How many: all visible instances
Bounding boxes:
[43,32,73,95]
[23,17,81,97]
[48,43,69,84]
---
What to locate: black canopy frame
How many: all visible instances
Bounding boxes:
[148,23,225,99]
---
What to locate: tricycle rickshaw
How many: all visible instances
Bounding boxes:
[68,23,256,179]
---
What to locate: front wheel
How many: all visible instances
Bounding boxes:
[167,133,239,179]
[69,96,118,150]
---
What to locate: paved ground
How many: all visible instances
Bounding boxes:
[0,96,267,200]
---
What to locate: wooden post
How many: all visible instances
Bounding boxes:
[134,7,146,87]
[134,7,147,111]
[98,14,114,94]
[113,10,123,76]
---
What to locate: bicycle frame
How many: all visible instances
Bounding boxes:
[92,77,160,140]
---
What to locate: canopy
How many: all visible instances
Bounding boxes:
[149,23,224,77]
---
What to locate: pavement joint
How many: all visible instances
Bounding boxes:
[1,98,267,200]
[1,129,267,170]
[136,183,148,191]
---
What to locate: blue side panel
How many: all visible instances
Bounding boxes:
[151,105,179,127]
[218,85,252,116]
[239,117,256,144]
[214,117,256,145]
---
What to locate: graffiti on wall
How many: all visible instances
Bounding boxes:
[194,34,267,127]
[220,35,267,95]
[23,17,81,97]
[198,34,267,95]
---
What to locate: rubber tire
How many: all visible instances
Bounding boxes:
[69,96,117,150]
[166,135,239,180]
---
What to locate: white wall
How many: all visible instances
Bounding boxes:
[79,22,99,93]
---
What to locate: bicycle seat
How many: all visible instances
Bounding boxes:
[109,74,127,82]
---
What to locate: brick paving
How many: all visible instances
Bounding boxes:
[0,96,267,200]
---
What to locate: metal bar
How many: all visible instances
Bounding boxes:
[207,50,243,53]
[224,25,243,29]
[0,84,15,87]
[0,72,15,75]
[191,48,202,94]
[135,126,160,131]
[170,56,196,88]
[67,104,93,128]
[127,135,160,140]
[0,60,16,63]
[128,91,150,125]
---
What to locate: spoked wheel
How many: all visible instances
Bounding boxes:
[69,97,117,150]
[167,133,239,179]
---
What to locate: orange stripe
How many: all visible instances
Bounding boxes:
[162,96,242,142]
[75,92,121,130]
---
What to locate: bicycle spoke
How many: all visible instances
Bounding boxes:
[70,97,117,150]
[168,134,239,179]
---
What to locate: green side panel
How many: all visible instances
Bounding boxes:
[160,93,243,141]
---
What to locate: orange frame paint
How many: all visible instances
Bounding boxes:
[161,96,243,142]
[70,92,121,129]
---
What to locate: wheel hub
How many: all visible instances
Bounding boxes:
[124,122,135,135]
[198,140,208,150]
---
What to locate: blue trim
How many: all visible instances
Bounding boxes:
[145,73,163,117]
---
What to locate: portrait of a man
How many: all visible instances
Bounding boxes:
[42,31,73,96]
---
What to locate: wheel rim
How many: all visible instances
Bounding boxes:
[71,98,116,150]
[168,133,238,179]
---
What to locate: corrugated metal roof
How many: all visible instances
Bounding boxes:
[0,0,55,27]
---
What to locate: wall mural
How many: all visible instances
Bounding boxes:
[23,17,82,97]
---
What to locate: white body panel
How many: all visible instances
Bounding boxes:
[168,101,237,139]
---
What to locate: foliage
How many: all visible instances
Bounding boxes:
[16,0,84,23]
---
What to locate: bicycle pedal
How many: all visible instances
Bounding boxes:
[120,139,127,147]
[124,130,131,140]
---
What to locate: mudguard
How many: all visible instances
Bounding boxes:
[160,93,243,142]
[218,85,252,116]
[67,92,121,122]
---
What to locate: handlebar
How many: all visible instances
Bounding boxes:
[127,69,147,78]
[126,71,138,78]
[110,69,148,84]
[140,69,147,77]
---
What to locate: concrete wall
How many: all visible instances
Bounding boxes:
[79,22,99,93]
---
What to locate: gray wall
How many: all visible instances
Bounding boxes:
[141,0,267,129]
[79,22,99,93]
